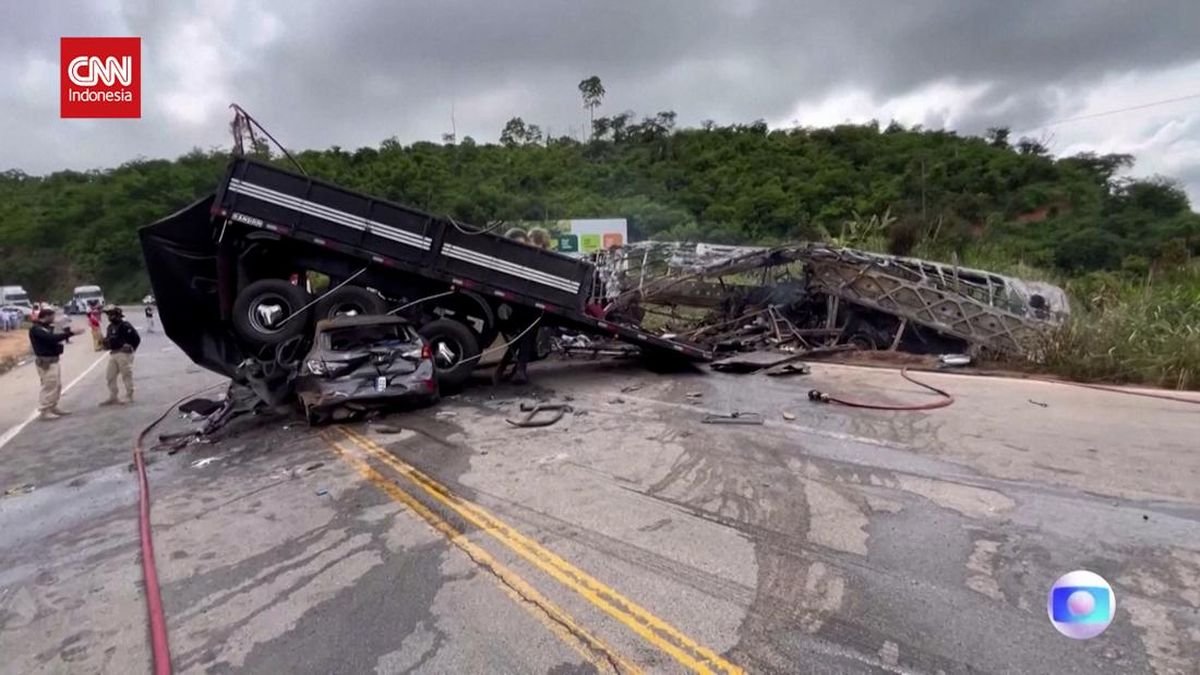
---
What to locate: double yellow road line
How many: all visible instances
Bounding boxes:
[323,426,743,675]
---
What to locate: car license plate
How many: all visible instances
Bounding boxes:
[375,376,387,392]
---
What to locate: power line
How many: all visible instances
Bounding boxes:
[1026,92,1200,132]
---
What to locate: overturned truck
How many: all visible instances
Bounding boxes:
[139,158,709,406]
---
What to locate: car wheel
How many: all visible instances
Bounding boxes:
[418,318,480,390]
[313,285,387,320]
[232,279,311,348]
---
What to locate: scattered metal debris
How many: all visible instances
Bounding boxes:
[178,398,223,417]
[710,351,784,373]
[939,354,972,368]
[701,412,764,425]
[190,457,218,468]
[596,241,1068,360]
[765,362,810,377]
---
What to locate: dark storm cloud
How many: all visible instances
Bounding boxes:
[2,0,1199,201]
[222,0,1200,143]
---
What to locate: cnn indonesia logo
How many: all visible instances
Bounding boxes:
[60,37,141,118]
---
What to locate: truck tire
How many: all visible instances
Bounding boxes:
[313,285,386,320]
[532,326,556,361]
[419,318,479,390]
[232,279,311,348]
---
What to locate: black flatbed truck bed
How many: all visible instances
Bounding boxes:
[140,158,709,400]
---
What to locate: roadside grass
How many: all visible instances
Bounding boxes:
[1040,266,1200,390]
[830,238,1199,390]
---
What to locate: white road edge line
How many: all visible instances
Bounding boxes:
[0,353,108,451]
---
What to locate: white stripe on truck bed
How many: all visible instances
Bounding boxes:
[229,179,433,250]
[228,178,582,295]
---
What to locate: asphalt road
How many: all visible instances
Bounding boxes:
[1,336,1199,674]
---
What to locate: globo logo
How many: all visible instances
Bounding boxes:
[1048,570,1115,639]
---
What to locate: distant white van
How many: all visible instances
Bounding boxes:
[0,285,32,309]
[70,285,105,314]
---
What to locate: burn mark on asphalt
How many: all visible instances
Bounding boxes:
[637,517,672,533]
[642,428,850,671]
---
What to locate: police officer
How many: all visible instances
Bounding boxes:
[28,308,80,420]
[100,305,141,405]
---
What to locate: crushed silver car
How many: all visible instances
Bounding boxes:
[295,315,438,425]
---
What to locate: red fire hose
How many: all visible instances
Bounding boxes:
[135,383,225,675]
[808,367,955,410]
[135,405,176,674]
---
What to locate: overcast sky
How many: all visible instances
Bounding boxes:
[4,0,1200,205]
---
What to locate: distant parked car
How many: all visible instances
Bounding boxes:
[142,294,155,305]
[295,315,439,425]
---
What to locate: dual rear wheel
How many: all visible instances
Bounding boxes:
[231,279,480,389]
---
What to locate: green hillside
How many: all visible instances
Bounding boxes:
[2,112,1197,386]
[2,115,1197,299]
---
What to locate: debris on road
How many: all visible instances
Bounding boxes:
[701,411,764,425]
[190,457,218,468]
[808,368,954,411]
[1028,399,1049,408]
[178,397,222,417]
[506,403,573,428]
[710,350,784,373]
[765,362,810,377]
[782,412,796,421]
[3,483,36,498]
[939,354,972,368]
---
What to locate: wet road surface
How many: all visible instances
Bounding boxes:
[2,339,1199,674]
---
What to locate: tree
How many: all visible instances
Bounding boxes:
[986,127,1010,148]
[499,117,543,146]
[1016,137,1049,157]
[578,76,606,139]
[1054,227,1125,271]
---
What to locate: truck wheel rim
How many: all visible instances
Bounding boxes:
[432,339,459,368]
[250,294,292,334]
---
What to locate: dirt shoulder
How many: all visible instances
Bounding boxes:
[0,329,30,374]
